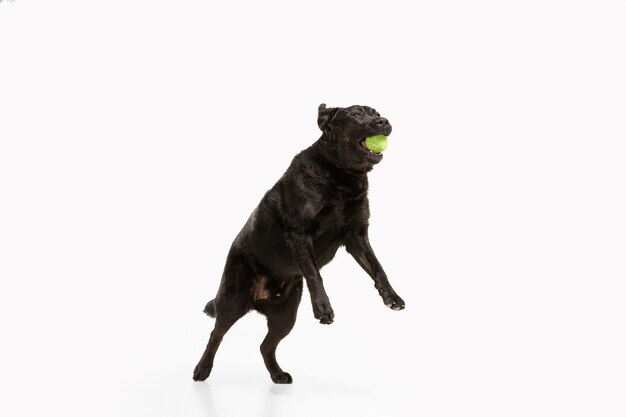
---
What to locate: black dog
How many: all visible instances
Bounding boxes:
[193,104,405,384]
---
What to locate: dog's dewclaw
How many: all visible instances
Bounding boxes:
[365,135,388,154]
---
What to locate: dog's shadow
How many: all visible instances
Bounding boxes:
[262,384,293,417]
[195,377,371,417]
[263,379,372,416]
[192,383,220,416]
[193,380,291,417]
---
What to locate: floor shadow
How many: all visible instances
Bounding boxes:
[193,382,220,417]
[262,384,293,417]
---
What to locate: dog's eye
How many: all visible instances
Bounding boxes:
[352,112,362,118]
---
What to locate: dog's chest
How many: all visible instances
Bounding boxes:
[313,182,366,235]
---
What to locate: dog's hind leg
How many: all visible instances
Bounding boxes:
[260,279,303,384]
[193,257,253,382]
[192,296,248,381]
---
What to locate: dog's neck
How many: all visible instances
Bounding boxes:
[309,135,373,176]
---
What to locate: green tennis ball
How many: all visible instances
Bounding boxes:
[365,135,388,154]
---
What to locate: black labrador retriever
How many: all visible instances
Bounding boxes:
[193,103,405,384]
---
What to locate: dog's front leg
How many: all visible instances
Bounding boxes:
[346,233,405,311]
[288,234,335,324]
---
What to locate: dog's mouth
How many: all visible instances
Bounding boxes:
[357,138,384,163]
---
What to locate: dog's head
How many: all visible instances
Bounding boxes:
[317,103,392,171]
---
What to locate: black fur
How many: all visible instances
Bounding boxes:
[193,104,405,384]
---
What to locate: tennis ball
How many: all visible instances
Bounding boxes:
[365,135,388,154]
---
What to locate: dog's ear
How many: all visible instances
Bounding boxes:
[317,103,339,132]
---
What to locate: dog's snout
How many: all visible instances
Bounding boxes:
[374,117,389,127]
[371,117,391,134]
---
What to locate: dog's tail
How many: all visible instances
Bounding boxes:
[203,299,216,318]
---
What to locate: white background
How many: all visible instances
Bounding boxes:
[1,0,625,416]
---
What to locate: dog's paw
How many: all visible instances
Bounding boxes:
[382,292,405,311]
[312,298,335,324]
[271,371,293,384]
[192,363,213,381]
